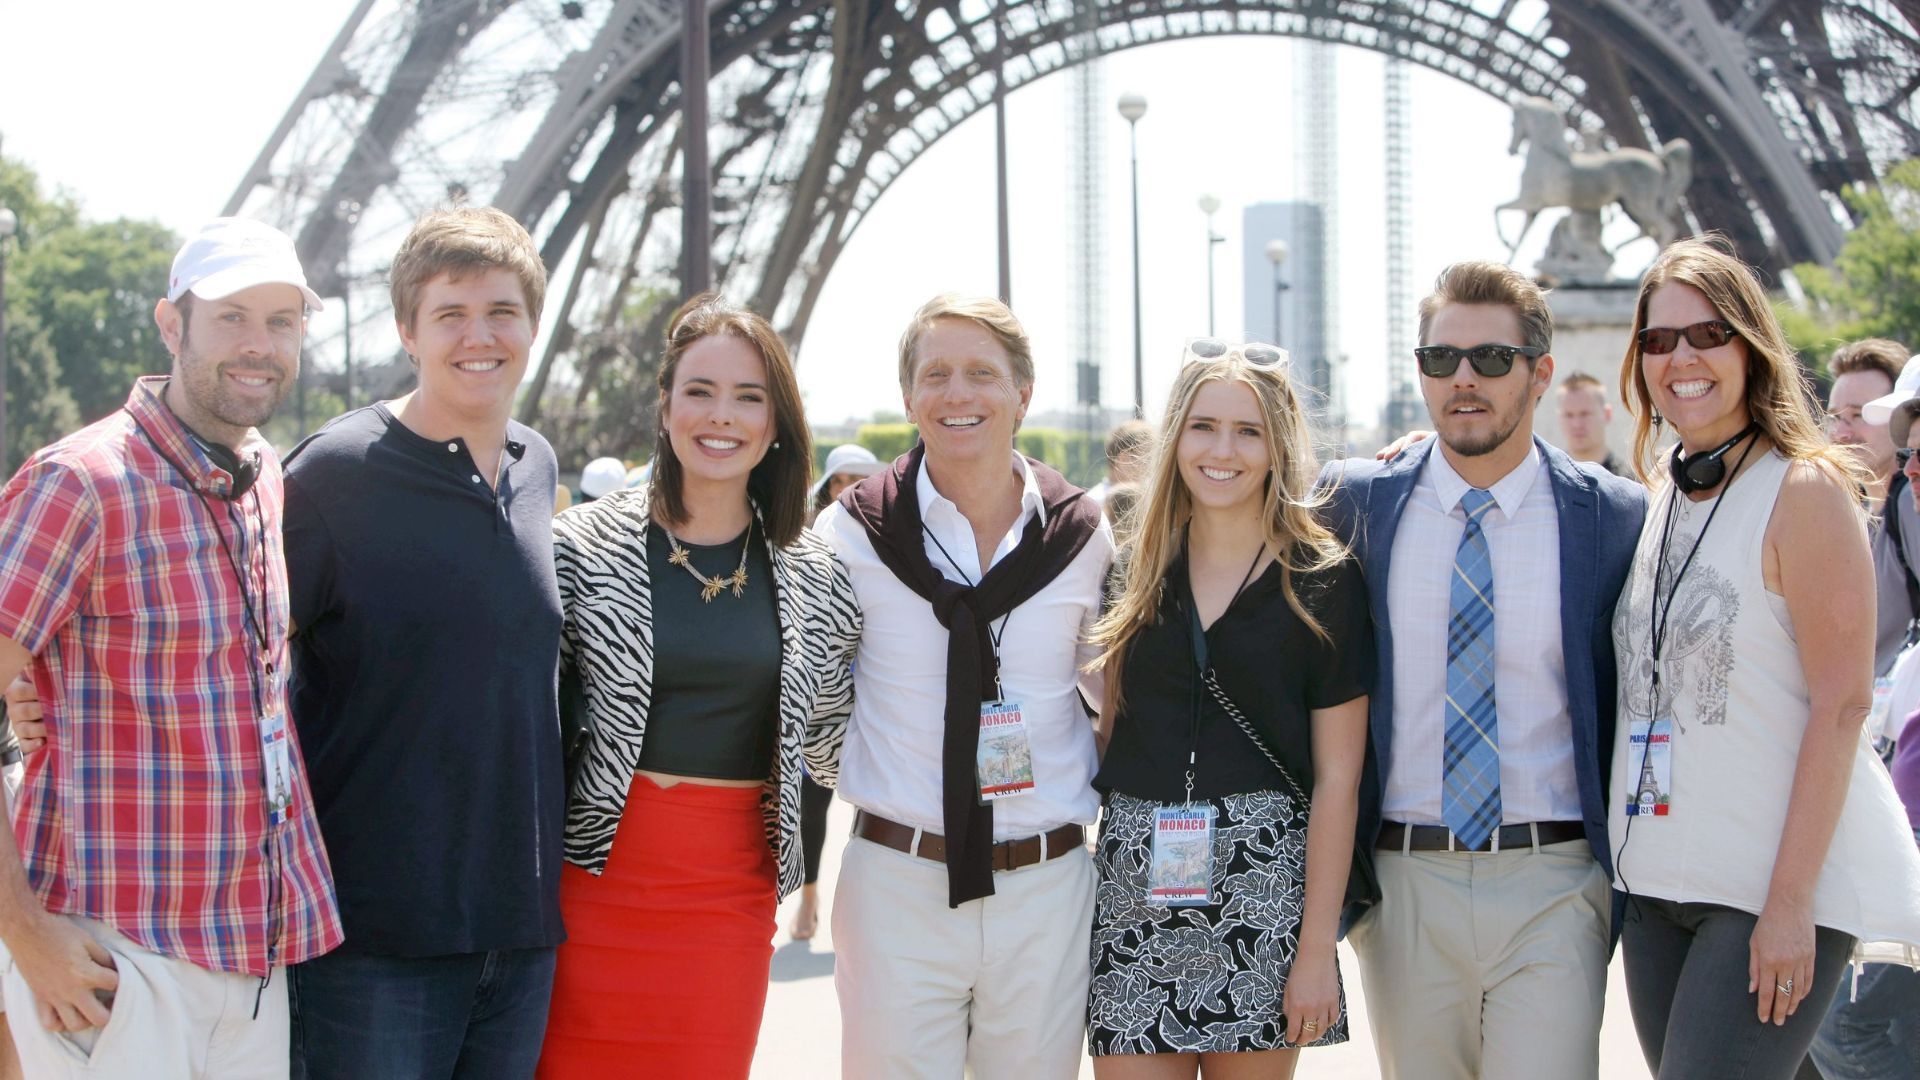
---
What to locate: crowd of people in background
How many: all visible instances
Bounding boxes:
[0,206,1912,1080]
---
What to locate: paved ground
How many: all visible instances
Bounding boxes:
[752,799,1655,1078]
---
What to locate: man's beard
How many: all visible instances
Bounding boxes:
[1439,394,1526,458]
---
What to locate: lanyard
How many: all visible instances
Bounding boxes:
[126,412,285,1005]
[1647,433,1757,702]
[1618,431,1757,899]
[921,524,1014,700]
[1181,536,1266,805]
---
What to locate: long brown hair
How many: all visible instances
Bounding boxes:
[1088,351,1349,687]
[1617,235,1868,494]
[649,292,812,546]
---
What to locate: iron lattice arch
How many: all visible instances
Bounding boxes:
[227,0,1920,446]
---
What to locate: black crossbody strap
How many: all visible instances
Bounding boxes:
[1200,667,1312,815]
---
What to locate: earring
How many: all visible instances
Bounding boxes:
[772,441,781,450]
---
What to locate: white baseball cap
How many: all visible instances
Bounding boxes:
[168,218,323,312]
[580,457,628,499]
[810,444,885,500]
[1862,354,1920,443]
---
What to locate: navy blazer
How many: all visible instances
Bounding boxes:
[1319,436,1647,889]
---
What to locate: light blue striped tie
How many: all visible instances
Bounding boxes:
[1443,488,1502,850]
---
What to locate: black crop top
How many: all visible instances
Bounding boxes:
[638,524,781,780]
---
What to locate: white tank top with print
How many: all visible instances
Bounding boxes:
[1608,450,1920,956]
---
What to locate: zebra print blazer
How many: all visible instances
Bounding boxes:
[551,487,861,896]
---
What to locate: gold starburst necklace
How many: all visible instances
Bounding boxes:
[662,516,754,602]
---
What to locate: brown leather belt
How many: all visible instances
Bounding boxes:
[853,810,1084,872]
[1377,820,1586,853]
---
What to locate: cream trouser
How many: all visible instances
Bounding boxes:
[833,834,1095,1080]
[3,917,288,1079]
[1349,837,1612,1080]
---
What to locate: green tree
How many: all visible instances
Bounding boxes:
[4,309,82,466]
[13,218,178,420]
[1,153,177,427]
[1784,158,1920,364]
[2,156,83,463]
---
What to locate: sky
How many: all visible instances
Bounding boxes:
[0,0,1651,437]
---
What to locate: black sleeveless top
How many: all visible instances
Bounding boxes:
[638,524,781,780]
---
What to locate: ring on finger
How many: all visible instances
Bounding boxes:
[1775,979,1794,995]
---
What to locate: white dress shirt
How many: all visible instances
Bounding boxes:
[814,455,1112,840]
[1383,444,1582,826]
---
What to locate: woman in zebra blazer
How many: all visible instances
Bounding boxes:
[536,294,861,1078]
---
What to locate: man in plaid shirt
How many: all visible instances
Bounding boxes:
[0,218,342,1077]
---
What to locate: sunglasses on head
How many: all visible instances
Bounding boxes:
[1413,343,1544,379]
[1186,337,1288,368]
[1635,320,1737,355]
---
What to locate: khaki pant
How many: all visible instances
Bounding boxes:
[833,835,1095,1080]
[3,918,288,1079]
[1349,838,1611,1080]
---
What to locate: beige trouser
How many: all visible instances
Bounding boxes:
[833,835,1095,1080]
[1348,837,1611,1080]
[2,918,288,1079]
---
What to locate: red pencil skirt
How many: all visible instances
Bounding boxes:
[537,774,778,1079]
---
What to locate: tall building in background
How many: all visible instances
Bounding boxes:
[1065,0,1106,439]
[1296,39,1343,439]
[1242,202,1330,415]
[1383,42,1419,436]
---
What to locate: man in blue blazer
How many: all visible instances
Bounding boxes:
[1321,261,1646,1080]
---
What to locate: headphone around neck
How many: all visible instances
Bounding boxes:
[1667,422,1759,494]
[192,438,262,502]
[125,410,261,501]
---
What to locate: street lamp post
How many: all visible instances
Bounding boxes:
[1265,238,1291,346]
[1118,92,1148,418]
[335,198,362,414]
[1198,194,1223,336]
[0,202,15,476]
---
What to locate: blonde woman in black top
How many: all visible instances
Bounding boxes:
[1086,341,1373,1076]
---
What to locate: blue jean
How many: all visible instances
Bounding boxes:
[1799,827,1920,1080]
[289,946,558,1080]
[1802,960,1920,1079]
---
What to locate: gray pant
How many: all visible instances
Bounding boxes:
[1623,896,1855,1079]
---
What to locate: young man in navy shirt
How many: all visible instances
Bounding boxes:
[279,207,566,1078]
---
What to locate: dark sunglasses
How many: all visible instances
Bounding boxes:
[1413,343,1544,379]
[1898,448,1917,467]
[1635,320,1737,355]
[1186,337,1288,368]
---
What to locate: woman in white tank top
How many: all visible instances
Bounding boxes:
[1608,237,1920,1080]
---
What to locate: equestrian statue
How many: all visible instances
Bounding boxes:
[1498,96,1693,281]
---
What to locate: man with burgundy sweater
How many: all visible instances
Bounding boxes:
[812,294,1111,1078]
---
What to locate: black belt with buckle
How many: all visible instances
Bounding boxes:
[853,810,1084,872]
[1377,819,1586,853]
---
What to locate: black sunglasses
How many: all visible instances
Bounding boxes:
[1413,343,1544,379]
[1186,337,1288,368]
[1636,320,1737,355]
[1898,448,1917,467]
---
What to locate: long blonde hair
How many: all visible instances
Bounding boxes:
[1090,352,1349,680]
[1619,235,1869,494]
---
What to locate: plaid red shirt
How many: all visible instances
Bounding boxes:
[0,377,341,975]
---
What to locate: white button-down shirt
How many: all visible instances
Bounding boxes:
[814,455,1112,839]
[1382,444,1581,826]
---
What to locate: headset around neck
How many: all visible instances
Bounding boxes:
[1668,421,1760,494]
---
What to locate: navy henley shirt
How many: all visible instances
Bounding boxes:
[284,404,566,957]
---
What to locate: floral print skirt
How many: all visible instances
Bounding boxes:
[1087,789,1348,1056]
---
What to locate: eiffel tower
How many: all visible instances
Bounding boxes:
[226,0,1920,457]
